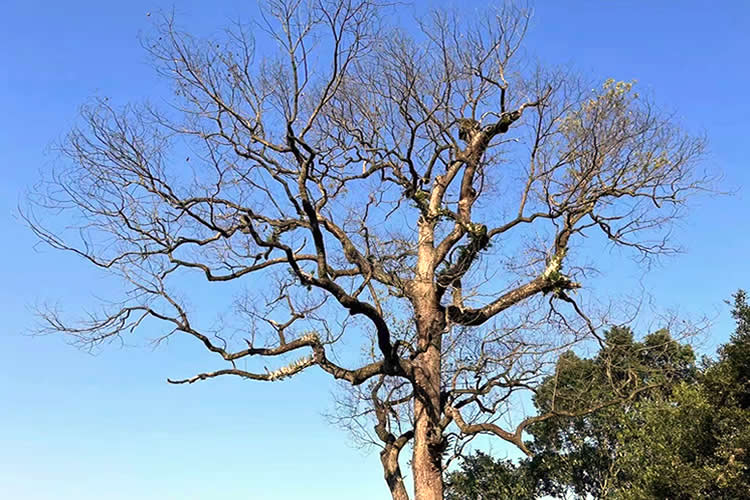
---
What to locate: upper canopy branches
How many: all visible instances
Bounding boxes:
[25,0,709,411]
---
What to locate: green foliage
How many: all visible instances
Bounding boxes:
[445,297,750,499]
[707,290,750,410]
[612,382,748,499]
[445,452,535,500]
[526,327,698,498]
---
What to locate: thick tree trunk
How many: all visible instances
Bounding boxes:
[412,368,443,499]
[412,428,443,500]
[412,297,445,500]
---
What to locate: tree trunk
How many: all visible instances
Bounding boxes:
[412,298,445,500]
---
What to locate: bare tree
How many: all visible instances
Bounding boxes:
[24,1,710,499]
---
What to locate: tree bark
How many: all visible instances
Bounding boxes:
[412,357,443,499]
[381,445,410,500]
[411,291,445,500]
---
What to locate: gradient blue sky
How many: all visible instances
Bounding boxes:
[1,1,749,499]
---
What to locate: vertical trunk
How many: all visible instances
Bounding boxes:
[410,210,444,499]
[412,351,444,499]
[412,297,445,500]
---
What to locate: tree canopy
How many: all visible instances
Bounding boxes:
[24,1,711,498]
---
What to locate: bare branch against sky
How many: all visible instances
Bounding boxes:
[21,1,715,498]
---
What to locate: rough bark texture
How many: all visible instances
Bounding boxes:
[412,288,446,498]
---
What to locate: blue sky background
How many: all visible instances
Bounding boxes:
[1,1,748,499]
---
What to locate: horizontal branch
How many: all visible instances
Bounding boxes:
[171,331,413,386]
[447,274,580,326]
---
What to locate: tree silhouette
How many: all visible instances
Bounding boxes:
[24,2,710,498]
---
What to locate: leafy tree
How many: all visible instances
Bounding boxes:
[707,290,750,410]
[23,1,710,498]
[446,295,750,499]
[612,383,740,499]
[445,451,535,500]
[525,327,697,498]
[612,292,750,499]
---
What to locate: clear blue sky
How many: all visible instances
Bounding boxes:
[1,1,748,499]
